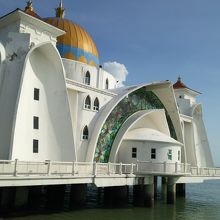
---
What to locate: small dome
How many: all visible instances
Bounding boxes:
[44,17,99,67]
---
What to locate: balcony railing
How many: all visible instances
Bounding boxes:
[0,160,220,178]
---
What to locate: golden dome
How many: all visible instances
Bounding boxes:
[44,17,99,67]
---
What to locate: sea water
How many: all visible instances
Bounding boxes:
[3,180,220,220]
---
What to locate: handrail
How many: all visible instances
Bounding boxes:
[0,160,220,178]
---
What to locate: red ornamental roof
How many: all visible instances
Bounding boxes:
[24,1,42,20]
[173,77,187,89]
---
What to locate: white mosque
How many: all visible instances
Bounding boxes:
[0,1,214,168]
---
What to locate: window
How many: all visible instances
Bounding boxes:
[168,149,172,160]
[85,71,91,85]
[82,126,89,140]
[34,88,40,100]
[151,148,156,159]
[132,148,137,158]
[93,98,99,111]
[178,150,181,161]
[33,116,39,129]
[105,79,109,89]
[33,139,39,153]
[84,96,91,109]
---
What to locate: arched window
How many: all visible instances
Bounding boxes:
[93,97,99,111]
[82,126,89,140]
[105,78,109,89]
[85,71,91,85]
[84,95,91,109]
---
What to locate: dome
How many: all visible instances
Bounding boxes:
[44,17,99,67]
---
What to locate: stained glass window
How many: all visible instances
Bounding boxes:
[94,87,177,162]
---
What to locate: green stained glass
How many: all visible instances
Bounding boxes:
[94,87,177,163]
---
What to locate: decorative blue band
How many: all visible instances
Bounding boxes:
[57,44,99,66]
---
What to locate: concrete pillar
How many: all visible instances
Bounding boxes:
[46,185,66,210]
[14,187,29,208]
[154,176,158,199]
[144,184,154,207]
[176,183,186,197]
[28,186,42,209]
[167,178,176,204]
[133,185,144,206]
[161,177,168,200]
[0,187,15,210]
[104,186,128,205]
[70,184,87,208]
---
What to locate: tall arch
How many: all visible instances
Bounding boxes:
[86,82,183,162]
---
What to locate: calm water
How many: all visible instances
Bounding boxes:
[2,180,220,220]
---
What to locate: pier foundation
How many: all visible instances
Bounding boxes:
[161,177,168,200]
[46,185,66,210]
[144,183,154,207]
[14,186,29,208]
[167,178,176,204]
[104,186,128,205]
[70,184,87,207]
[0,187,15,210]
[176,183,186,197]
[154,176,158,199]
[28,186,42,208]
[133,177,155,207]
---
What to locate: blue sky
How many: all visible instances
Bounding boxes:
[1,0,220,165]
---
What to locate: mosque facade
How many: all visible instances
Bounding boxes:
[0,1,214,168]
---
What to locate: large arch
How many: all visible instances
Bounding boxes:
[0,42,6,88]
[9,42,76,161]
[86,82,183,162]
[109,109,183,162]
[192,104,214,167]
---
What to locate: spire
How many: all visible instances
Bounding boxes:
[177,75,182,82]
[25,0,33,12]
[56,0,65,19]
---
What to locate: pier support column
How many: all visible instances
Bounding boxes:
[70,184,87,207]
[0,187,15,210]
[144,183,154,207]
[28,186,42,209]
[167,178,176,204]
[104,186,128,205]
[154,176,158,199]
[133,177,154,207]
[46,185,66,210]
[176,183,186,197]
[14,187,29,208]
[161,177,168,200]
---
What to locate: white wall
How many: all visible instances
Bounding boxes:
[10,43,75,161]
[67,86,113,161]
[0,32,30,159]
[63,59,117,90]
[118,140,181,164]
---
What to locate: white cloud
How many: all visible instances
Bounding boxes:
[103,61,128,87]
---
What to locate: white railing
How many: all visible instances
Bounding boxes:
[0,160,220,178]
[136,161,191,175]
[191,167,220,176]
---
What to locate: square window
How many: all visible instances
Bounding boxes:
[168,149,172,160]
[151,148,156,159]
[34,88,40,101]
[33,116,39,129]
[132,148,137,158]
[33,139,39,153]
